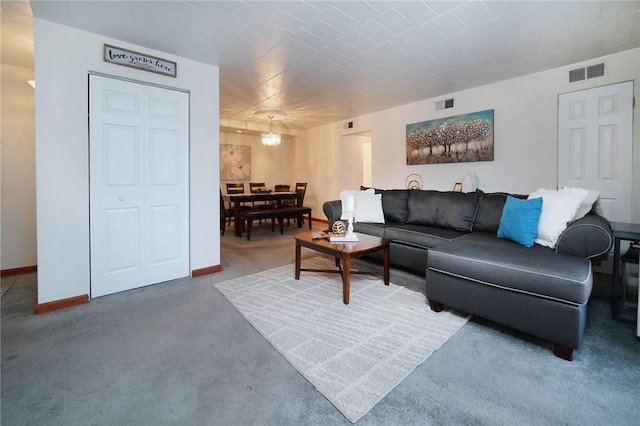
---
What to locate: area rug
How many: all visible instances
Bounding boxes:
[214,257,469,423]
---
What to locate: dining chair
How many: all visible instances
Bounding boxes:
[274,184,290,192]
[249,182,266,193]
[249,182,272,225]
[224,183,251,227]
[249,182,268,208]
[220,190,227,236]
[283,182,308,226]
[294,182,308,205]
[226,182,245,194]
[268,184,291,209]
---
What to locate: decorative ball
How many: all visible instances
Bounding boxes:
[332,221,347,236]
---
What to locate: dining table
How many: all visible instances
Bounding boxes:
[222,191,302,237]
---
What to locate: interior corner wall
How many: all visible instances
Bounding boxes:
[302,122,344,216]
[365,48,639,222]
[34,19,220,304]
[1,64,37,270]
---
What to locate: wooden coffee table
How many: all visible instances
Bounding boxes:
[294,231,390,304]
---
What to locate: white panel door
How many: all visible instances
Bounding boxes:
[558,81,633,222]
[90,75,189,297]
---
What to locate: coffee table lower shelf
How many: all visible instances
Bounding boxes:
[294,232,390,304]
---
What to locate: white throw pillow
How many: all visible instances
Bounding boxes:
[561,187,600,221]
[527,188,587,248]
[339,189,361,220]
[355,191,385,223]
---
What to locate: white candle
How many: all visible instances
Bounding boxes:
[346,194,355,213]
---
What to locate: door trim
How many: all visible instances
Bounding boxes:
[89,74,191,298]
[89,71,189,93]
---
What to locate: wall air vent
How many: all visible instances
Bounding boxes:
[343,121,354,130]
[586,63,605,79]
[569,63,606,83]
[436,98,454,110]
[569,67,585,82]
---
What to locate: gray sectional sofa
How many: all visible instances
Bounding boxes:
[323,189,613,360]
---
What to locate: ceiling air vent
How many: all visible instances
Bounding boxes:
[569,63,605,83]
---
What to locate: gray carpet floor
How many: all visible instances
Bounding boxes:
[2,221,639,425]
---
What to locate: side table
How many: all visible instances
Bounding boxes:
[609,221,640,324]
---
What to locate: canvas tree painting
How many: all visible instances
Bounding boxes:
[406,109,494,165]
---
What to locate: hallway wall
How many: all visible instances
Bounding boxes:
[1,64,37,271]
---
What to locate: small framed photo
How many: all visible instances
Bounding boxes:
[453,182,462,192]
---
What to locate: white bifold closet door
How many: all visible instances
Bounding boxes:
[89,74,189,298]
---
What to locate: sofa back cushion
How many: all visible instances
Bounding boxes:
[473,191,527,232]
[473,191,508,232]
[381,190,409,223]
[407,190,479,231]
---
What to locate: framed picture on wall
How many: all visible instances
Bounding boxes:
[406,109,494,165]
[220,144,251,181]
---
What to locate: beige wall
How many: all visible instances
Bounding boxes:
[219,132,297,190]
[1,64,37,270]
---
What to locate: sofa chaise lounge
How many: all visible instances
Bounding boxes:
[323,188,613,360]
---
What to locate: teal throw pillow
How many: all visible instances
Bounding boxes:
[497,196,543,248]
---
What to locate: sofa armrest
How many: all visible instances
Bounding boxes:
[323,200,343,229]
[555,213,613,261]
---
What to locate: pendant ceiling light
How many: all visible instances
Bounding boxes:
[255,110,287,147]
[262,115,281,146]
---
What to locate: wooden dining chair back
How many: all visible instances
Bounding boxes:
[249,182,272,220]
[224,182,251,226]
[225,182,245,195]
[282,182,309,227]
[263,184,290,210]
[220,190,228,235]
[294,182,308,207]
[249,182,266,193]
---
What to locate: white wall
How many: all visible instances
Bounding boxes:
[34,19,219,304]
[1,64,37,270]
[300,48,639,223]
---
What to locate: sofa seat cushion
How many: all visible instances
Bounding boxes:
[427,233,592,305]
[383,224,466,249]
[352,222,386,237]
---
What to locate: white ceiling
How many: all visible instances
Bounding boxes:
[3,1,640,134]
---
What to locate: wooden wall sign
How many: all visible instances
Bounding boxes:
[103,44,177,77]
